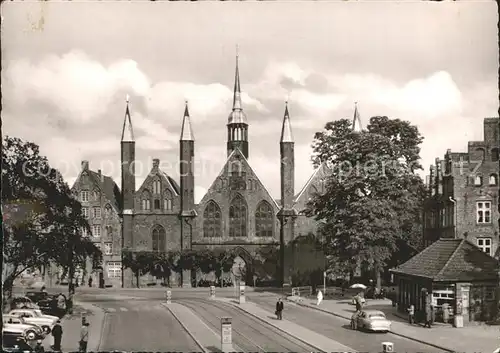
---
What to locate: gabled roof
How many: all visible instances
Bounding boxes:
[137,169,180,196]
[72,169,122,213]
[391,238,499,282]
[197,148,280,210]
[294,162,327,204]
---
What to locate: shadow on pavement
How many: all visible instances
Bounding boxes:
[341,324,352,330]
[206,346,222,352]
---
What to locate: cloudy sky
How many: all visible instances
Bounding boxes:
[2,1,498,203]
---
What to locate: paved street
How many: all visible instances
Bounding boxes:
[85,297,202,352]
[249,294,443,353]
[177,298,318,352]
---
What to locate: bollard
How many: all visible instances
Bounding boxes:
[210,285,215,299]
[166,290,172,304]
[239,284,245,304]
[220,317,233,352]
[382,342,393,352]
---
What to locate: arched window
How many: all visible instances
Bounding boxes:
[104,204,112,217]
[152,179,161,194]
[152,225,166,252]
[474,175,483,186]
[475,148,486,161]
[142,190,151,210]
[492,148,499,162]
[255,201,274,237]
[203,201,222,237]
[489,174,498,186]
[229,195,247,237]
[164,190,173,211]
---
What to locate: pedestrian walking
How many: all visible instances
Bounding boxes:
[88,277,92,288]
[34,340,45,353]
[51,320,63,351]
[79,322,89,352]
[316,290,323,306]
[407,304,415,324]
[424,305,433,328]
[57,293,66,318]
[275,298,284,320]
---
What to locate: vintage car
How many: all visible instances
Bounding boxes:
[2,334,35,353]
[2,315,44,340]
[8,309,57,334]
[11,297,40,310]
[352,309,392,332]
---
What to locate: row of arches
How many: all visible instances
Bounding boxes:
[473,173,498,186]
[140,189,174,211]
[203,195,274,238]
[473,147,499,162]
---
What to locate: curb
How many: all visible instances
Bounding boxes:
[292,300,454,353]
[74,301,106,352]
[160,302,209,353]
[218,298,329,353]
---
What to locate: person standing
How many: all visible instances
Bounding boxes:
[51,320,63,351]
[79,322,89,352]
[275,298,284,320]
[88,277,92,288]
[424,305,433,328]
[407,304,415,324]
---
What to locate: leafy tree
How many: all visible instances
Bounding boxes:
[307,117,425,290]
[211,248,236,286]
[122,250,153,288]
[2,136,102,301]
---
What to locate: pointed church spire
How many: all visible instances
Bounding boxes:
[232,45,242,111]
[280,101,294,143]
[121,95,135,141]
[352,102,362,133]
[180,100,194,141]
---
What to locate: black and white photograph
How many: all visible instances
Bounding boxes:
[1,1,499,353]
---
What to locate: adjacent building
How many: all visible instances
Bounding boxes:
[392,117,500,326]
[423,117,499,257]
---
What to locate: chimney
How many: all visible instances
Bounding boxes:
[153,158,160,169]
[81,160,89,171]
[98,169,103,182]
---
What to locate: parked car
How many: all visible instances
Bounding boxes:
[351,310,392,332]
[25,291,49,304]
[2,334,34,353]
[11,297,39,310]
[2,315,44,340]
[8,309,57,334]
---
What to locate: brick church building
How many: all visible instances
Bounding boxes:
[70,55,333,288]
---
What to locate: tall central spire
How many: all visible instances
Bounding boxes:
[232,45,242,111]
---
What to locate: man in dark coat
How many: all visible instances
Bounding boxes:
[51,320,63,351]
[88,277,92,288]
[275,298,284,320]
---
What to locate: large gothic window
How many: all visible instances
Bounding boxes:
[203,201,222,237]
[229,194,247,237]
[255,201,274,237]
[152,225,166,252]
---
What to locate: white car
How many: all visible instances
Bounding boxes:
[352,309,392,332]
[32,309,59,322]
[8,309,56,334]
[2,315,44,340]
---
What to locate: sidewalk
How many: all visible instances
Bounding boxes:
[288,296,500,353]
[214,297,355,353]
[42,301,105,352]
